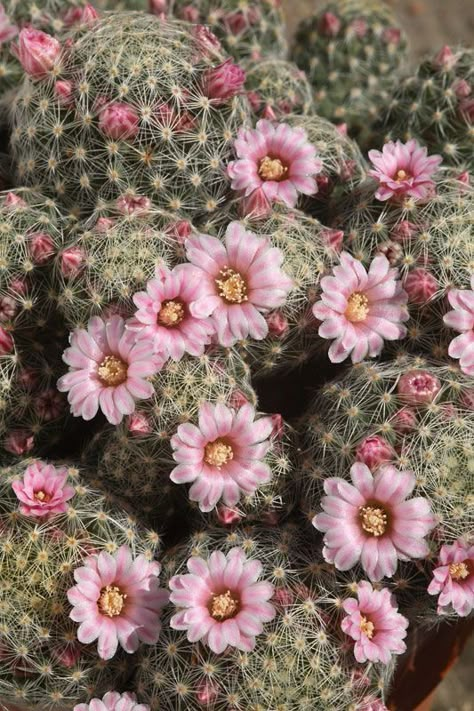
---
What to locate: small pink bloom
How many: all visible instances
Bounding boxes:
[318,11,341,36]
[459,98,474,122]
[185,222,293,347]
[428,540,474,617]
[457,171,470,186]
[149,0,168,16]
[60,246,85,277]
[55,80,74,107]
[397,369,441,405]
[116,194,151,216]
[443,275,474,375]
[0,4,18,45]
[35,388,65,421]
[203,60,246,103]
[130,264,214,361]
[165,219,192,245]
[57,315,164,425]
[266,310,289,337]
[227,119,322,209]
[341,581,408,664]
[452,78,471,98]
[336,123,348,136]
[52,644,81,669]
[95,216,115,233]
[313,252,409,364]
[355,435,395,471]
[193,25,222,55]
[0,296,17,321]
[4,429,34,455]
[12,461,75,517]
[391,220,418,242]
[169,547,275,653]
[170,402,273,512]
[247,91,261,112]
[9,276,28,295]
[433,45,457,70]
[261,105,277,120]
[28,232,55,264]
[403,267,439,304]
[216,505,242,526]
[127,411,153,436]
[313,462,437,580]
[0,325,13,354]
[74,691,149,711]
[14,28,61,78]
[180,4,200,22]
[320,228,344,253]
[229,389,250,409]
[348,18,368,38]
[68,546,168,660]
[368,139,442,202]
[376,240,403,266]
[391,407,417,434]
[382,27,401,45]
[224,11,247,35]
[196,681,219,706]
[3,192,26,209]
[239,187,272,218]
[63,4,99,27]
[98,102,140,141]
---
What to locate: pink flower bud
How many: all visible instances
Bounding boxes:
[240,187,272,218]
[459,98,474,122]
[3,192,26,209]
[340,159,357,181]
[165,219,192,245]
[452,78,471,98]
[270,413,284,440]
[196,681,219,706]
[4,429,34,455]
[229,389,250,409]
[95,216,115,233]
[193,25,221,55]
[224,11,247,35]
[180,5,200,22]
[318,12,341,37]
[247,90,261,112]
[62,3,99,27]
[216,505,242,526]
[28,232,55,264]
[204,59,246,103]
[403,268,438,304]
[14,28,61,78]
[398,370,441,405]
[149,0,168,15]
[273,587,294,608]
[321,228,344,253]
[9,276,28,295]
[60,246,85,277]
[247,7,260,24]
[392,407,417,433]
[0,296,17,321]
[116,194,151,216]
[0,326,13,354]
[356,435,395,470]
[376,240,403,266]
[261,104,277,120]
[35,389,65,421]
[433,45,457,70]
[335,123,348,136]
[54,79,74,107]
[266,311,289,337]
[391,220,418,242]
[348,18,367,38]
[382,27,401,45]
[316,174,332,195]
[51,644,81,668]
[127,411,153,436]
[98,102,139,140]
[0,5,18,44]
[456,171,470,185]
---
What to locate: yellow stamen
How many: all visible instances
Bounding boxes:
[204,440,234,468]
[359,615,375,639]
[34,490,51,502]
[97,355,128,386]
[258,156,288,181]
[396,169,409,181]
[345,292,370,323]
[158,300,185,327]
[359,505,388,537]
[210,590,239,620]
[215,267,247,304]
[449,562,470,580]
[99,585,126,617]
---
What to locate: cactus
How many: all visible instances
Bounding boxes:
[245,59,314,120]
[0,459,160,710]
[291,0,408,140]
[168,0,287,64]
[379,46,474,171]
[10,12,251,219]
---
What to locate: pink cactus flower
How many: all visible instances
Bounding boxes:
[313,462,437,580]
[443,276,474,375]
[0,295,17,321]
[12,460,75,517]
[428,540,474,617]
[149,0,168,17]
[368,140,442,202]
[239,187,272,218]
[216,505,243,526]
[382,27,401,45]
[391,407,417,434]
[3,192,26,209]
[459,98,474,122]
[68,546,168,660]
[355,435,395,471]
[14,28,61,77]
[342,581,408,664]
[227,119,322,209]
[57,315,164,425]
[0,325,14,354]
[74,691,149,711]
[185,222,293,347]
[98,102,140,141]
[195,681,219,706]
[28,232,55,264]
[60,246,85,277]
[320,228,344,252]
[312,252,409,364]
[397,370,441,405]
[4,429,34,455]
[170,402,273,512]
[0,4,18,45]
[55,79,74,107]
[62,4,99,27]
[180,5,200,22]
[318,11,341,36]
[266,310,289,337]
[129,265,215,361]
[127,411,153,436]
[224,11,248,35]
[359,699,389,711]
[453,78,471,98]
[193,25,222,54]
[204,59,246,103]
[403,267,439,304]
[348,18,368,38]
[165,219,192,245]
[169,547,275,653]
[95,216,115,233]
[391,220,418,242]
[116,194,151,216]
[433,45,457,71]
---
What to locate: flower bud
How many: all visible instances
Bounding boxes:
[15,28,61,78]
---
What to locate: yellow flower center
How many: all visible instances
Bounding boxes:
[97,355,128,386]
[158,300,185,327]
[359,615,375,639]
[34,490,51,502]
[395,169,409,181]
[98,585,127,617]
[359,505,388,537]
[448,562,470,581]
[215,267,247,304]
[345,292,370,323]
[210,590,239,620]
[204,440,234,468]
[258,155,288,181]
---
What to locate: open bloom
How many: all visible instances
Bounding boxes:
[313,252,408,363]
[397,369,441,405]
[227,119,322,209]
[185,222,293,347]
[57,315,163,425]
[428,540,474,617]
[74,692,149,711]
[12,460,75,517]
[170,402,273,512]
[313,463,437,580]
[443,275,474,375]
[68,546,168,660]
[341,581,408,664]
[368,139,442,201]
[169,547,275,653]
[129,265,214,360]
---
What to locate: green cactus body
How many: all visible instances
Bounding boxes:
[10,13,251,219]
[244,60,314,120]
[0,460,159,710]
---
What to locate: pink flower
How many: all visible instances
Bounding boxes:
[313,462,437,580]
[14,28,61,77]
[227,120,322,209]
[127,411,153,436]
[312,252,408,363]
[195,681,219,706]
[57,315,164,425]
[0,4,18,45]
[116,194,151,216]
[149,0,168,17]
[320,228,344,253]
[433,45,457,70]
[453,78,471,98]
[348,18,368,38]
[355,435,395,471]
[0,325,13,354]
[428,541,474,617]
[391,220,418,242]
[12,461,75,517]
[98,102,140,140]
[169,547,275,653]
[55,79,74,107]
[224,11,247,35]
[216,505,243,526]
[459,98,474,122]
[68,546,168,660]
[397,370,441,405]
[170,402,273,512]
[266,310,289,337]
[391,407,417,434]
[382,27,401,45]
[3,192,26,209]
[180,5,200,22]
[204,59,246,103]
[0,296,17,321]
[193,25,222,54]
[4,429,34,455]
[129,265,214,361]
[62,3,99,27]
[185,222,293,347]
[403,267,439,304]
[60,246,85,277]
[28,232,55,264]
[74,691,150,711]
[368,140,442,201]
[318,12,341,36]
[443,276,474,375]
[341,581,408,664]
